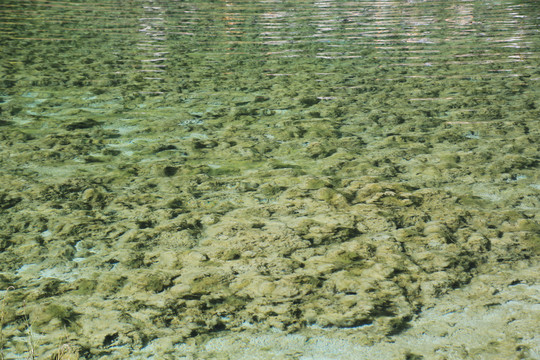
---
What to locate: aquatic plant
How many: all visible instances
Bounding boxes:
[0,287,79,360]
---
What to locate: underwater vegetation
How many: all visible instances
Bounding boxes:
[0,0,538,358]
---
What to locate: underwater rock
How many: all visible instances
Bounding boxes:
[64,118,100,131]
[298,95,320,107]
[0,192,22,210]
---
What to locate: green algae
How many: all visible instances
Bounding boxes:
[1,0,539,358]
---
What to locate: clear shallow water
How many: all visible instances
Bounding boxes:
[1,0,538,136]
[0,0,539,358]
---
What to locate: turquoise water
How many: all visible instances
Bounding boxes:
[0,0,539,358]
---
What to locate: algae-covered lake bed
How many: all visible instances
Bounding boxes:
[0,0,539,358]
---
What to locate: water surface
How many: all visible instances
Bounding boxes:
[0,0,538,358]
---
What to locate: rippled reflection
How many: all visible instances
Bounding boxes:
[0,0,538,116]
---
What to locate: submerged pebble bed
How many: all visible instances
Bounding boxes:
[0,0,539,358]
